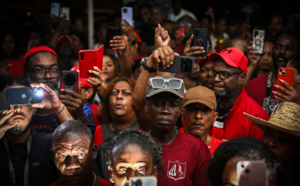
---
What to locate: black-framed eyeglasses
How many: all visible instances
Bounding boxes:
[200,68,213,74]
[31,67,60,78]
[211,69,242,80]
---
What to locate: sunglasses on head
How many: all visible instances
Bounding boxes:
[149,77,183,89]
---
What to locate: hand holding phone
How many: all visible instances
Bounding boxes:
[192,28,207,57]
[276,67,295,94]
[104,27,122,49]
[79,45,104,78]
[50,2,60,17]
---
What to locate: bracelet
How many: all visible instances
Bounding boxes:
[141,57,157,73]
[55,105,65,115]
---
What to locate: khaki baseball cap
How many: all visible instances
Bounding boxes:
[146,76,184,99]
[183,86,217,110]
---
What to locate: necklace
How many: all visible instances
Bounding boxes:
[58,172,97,186]
[217,111,229,120]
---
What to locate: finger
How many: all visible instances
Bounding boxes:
[273,91,287,102]
[158,48,166,68]
[153,50,161,64]
[60,89,82,99]
[274,84,290,95]
[61,99,81,109]
[163,47,171,67]
[123,19,130,26]
[32,103,45,108]
[1,123,16,132]
[279,79,294,91]
[167,47,174,64]
[185,34,194,50]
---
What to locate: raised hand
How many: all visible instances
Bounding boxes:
[0,109,15,139]
[155,23,170,48]
[183,34,206,61]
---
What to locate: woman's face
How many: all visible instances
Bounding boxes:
[2,33,15,56]
[102,55,116,82]
[221,156,246,186]
[112,144,157,186]
[109,81,134,118]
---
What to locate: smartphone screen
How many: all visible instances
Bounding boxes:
[5,87,43,105]
[60,7,70,20]
[121,7,133,26]
[276,67,295,94]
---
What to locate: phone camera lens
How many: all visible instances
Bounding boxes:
[245,168,250,174]
[123,8,128,13]
[64,74,76,86]
[279,69,285,75]
[80,53,85,60]
[197,39,204,46]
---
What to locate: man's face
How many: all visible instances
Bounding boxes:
[182,103,217,138]
[272,34,298,70]
[27,52,60,92]
[200,60,214,89]
[262,127,300,163]
[212,60,244,98]
[52,133,96,182]
[150,7,165,26]
[146,93,182,132]
[269,16,284,37]
[5,85,34,135]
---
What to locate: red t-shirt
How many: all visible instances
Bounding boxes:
[158,130,211,186]
[49,175,112,186]
[209,136,223,157]
[211,88,268,141]
[94,125,104,147]
[245,72,280,115]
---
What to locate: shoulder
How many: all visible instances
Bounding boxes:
[246,73,269,89]
[177,130,207,150]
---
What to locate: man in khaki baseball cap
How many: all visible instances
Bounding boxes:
[181,85,222,156]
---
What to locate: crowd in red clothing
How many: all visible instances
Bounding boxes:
[0,0,300,186]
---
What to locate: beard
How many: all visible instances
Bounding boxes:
[8,118,32,135]
[213,84,227,97]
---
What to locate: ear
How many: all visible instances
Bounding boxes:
[92,144,97,160]
[108,165,115,183]
[212,111,218,123]
[153,165,158,177]
[239,72,246,85]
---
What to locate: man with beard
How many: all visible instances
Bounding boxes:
[209,47,269,141]
[0,78,73,185]
[22,46,96,134]
[246,31,300,115]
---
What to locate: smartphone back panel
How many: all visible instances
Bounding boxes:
[277,67,295,94]
[5,87,43,105]
[121,7,133,25]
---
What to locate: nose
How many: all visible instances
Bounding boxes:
[116,92,123,100]
[13,105,23,112]
[195,110,203,119]
[161,104,171,115]
[44,69,52,79]
[126,169,139,184]
[65,155,80,170]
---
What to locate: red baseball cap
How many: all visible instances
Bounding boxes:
[22,46,57,67]
[70,66,93,88]
[207,47,248,73]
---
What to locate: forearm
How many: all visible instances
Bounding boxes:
[121,48,134,77]
[54,103,74,123]
[48,30,61,49]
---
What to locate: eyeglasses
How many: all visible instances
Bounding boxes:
[150,77,183,89]
[31,67,60,78]
[200,68,213,74]
[211,69,242,80]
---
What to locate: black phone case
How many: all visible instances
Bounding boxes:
[192,28,207,57]
[104,27,122,48]
[4,87,43,105]
[61,71,78,93]
[0,92,10,112]
[158,55,194,74]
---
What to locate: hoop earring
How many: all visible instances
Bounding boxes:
[109,178,115,183]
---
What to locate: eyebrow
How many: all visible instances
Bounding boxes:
[31,64,59,68]
[113,89,131,92]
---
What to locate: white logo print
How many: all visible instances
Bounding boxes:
[167,160,186,181]
[22,94,27,99]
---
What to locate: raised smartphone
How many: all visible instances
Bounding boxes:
[5,87,43,105]
[50,2,60,17]
[60,71,78,94]
[79,45,104,78]
[121,7,133,26]
[60,7,70,20]
[104,27,122,49]
[192,28,207,57]
[276,67,295,94]
[158,55,194,74]
[129,176,157,186]
[252,29,265,54]
[237,161,267,186]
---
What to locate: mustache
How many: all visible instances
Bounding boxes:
[12,111,26,118]
[275,54,288,62]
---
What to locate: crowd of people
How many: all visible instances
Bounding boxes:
[0,0,300,185]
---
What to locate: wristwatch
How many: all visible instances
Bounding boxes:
[141,57,157,73]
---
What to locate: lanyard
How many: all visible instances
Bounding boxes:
[263,72,273,115]
[3,135,32,186]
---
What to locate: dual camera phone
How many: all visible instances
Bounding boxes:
[237,161,267,186]
[252,29,265,54]
[78,45,104,78]
[158,55,194,74]
[121,7,133,26]
[276,67,295,94]
[4,87,43,105]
